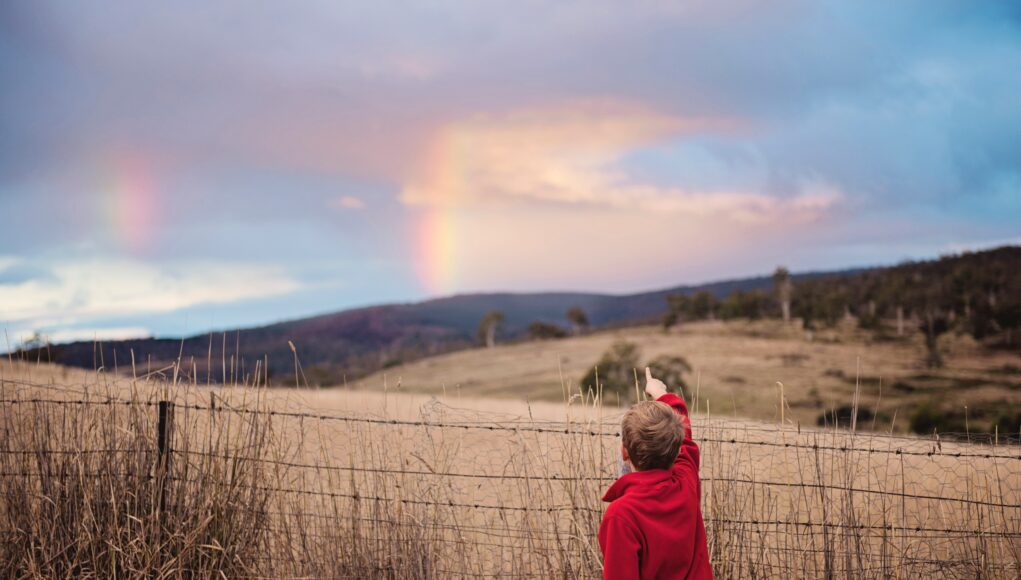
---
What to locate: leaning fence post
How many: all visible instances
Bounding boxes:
[156,400,175,512]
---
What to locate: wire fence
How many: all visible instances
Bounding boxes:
[2,377,1020,578]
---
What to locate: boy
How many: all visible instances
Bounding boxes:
[598,368,713,579]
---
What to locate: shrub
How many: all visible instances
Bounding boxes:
[992,411,1021,436]
[527,321,568,340]
[892,380,916,392]
[816,404,876,428]
[909,403,967,435]
[580,341,641,403]
[646,355,692,398]
[994,364,1021,376]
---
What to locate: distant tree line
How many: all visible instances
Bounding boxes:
[661,246,1021,366]
[480,247,1021,367]
[478,306,593,346]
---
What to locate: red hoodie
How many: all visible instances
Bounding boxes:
[599,393,713,580]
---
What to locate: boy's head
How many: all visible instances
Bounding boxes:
[620,401,684,471]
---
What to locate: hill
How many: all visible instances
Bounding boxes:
[9,270,836,381]
[4,359,1018,577]
[11,245,1020,383]
[350,319,1021,435]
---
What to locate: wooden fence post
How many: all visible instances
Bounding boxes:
[156,400,174,512]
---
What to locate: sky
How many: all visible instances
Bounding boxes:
[1,1,1020,344]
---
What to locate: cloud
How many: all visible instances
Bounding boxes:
[331,195,365,210]
[0,258,301,339]
[42,327,153,344]
[0,257,58,285]
[400,101,841,223]
[0,256,21,275]
[0,0,1018,334]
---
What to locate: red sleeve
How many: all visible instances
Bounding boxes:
[657,393,700,472]
[598,513,642,579]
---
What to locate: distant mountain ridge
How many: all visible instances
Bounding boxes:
[14,245,1020,384]
[13,265,864,382]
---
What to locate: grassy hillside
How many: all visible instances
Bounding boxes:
[7,269,835,379]
[12,245,1019,389]
[3,360,1018,577]
[350,319,1021,435]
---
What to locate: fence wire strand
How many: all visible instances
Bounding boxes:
[2,380,1019,578]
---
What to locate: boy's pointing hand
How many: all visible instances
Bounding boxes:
[644,367,668,399]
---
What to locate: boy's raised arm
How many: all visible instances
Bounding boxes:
[644,368,700,470]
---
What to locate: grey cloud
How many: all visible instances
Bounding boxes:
[3,1,1016,204]
[0,0,1018,336]
[0,263,56,285]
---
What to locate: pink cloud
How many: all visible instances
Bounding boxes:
[400,100,840,223]
[332,195,366,210]
[400,101,846,293]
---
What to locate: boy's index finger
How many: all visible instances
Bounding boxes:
[645,367,653,381]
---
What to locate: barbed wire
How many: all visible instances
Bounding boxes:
[229,506,1021,550]
[4,397,1019,461]
[0,448,148,456]
[153,475,1021,538]
[11,453,1016,512]
[8,373,1018,441]
[8,473,1015,548]
[700,477,1020,509]
[6,465,1016,540]
[3,386,1020,575]
[168,449,1021,509]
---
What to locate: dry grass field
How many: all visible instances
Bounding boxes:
[2,347,1019,578]
[351,320,1021,435]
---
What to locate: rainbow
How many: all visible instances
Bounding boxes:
[101,155,156,254]
[416,207,459,296]
[412,126,471,296]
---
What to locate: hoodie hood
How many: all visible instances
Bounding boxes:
[602,468,675,502]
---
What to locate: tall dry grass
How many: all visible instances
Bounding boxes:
[1,360,1019,578]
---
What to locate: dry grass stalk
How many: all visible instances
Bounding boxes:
[0,360,1018,578]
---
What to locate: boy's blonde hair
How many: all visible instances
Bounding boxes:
[621,401,684,471]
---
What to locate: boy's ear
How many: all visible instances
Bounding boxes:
[621,444,630,463]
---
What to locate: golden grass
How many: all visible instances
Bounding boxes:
[350,320,1021,432]
[1,358,1019,578]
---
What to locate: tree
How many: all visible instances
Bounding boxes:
[719,289,770,320]
[666,293,690,316]
[690,291,718,320]
[856,306,883,331]
[920,311,950,368]
[993,299,1021,347]
[478,310,505,349]
[665,291,717,326]
[967,276,1020,345]
[793,282,846,329]
[18,332,45,352]
[773,267,792,323]
[646,355,692,398]
[743,290,769,320]
[661,310,679,333]
[580,341,641,403]
[663,294,691,332]
[732,246,1021,346]
[566,307,590,335]
[718,291,742,320]
[528,321,568,340]
[801,307,817,341]
[969,301,996,340]
[13,332,50,363]
[881,273,909,336]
